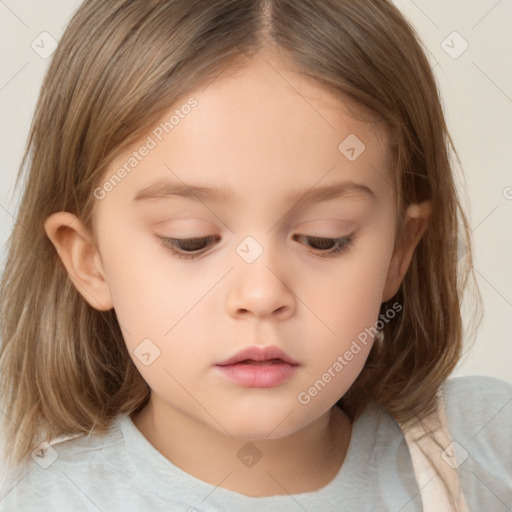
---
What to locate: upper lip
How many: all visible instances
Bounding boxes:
[215,345,299,366]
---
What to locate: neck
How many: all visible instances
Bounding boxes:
[131,398,352,497]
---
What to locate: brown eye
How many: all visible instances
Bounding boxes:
[293,235,354,256]
[158,235,220,259]
[157,233,354,261]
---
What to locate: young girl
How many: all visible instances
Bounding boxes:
[0,0,510,510]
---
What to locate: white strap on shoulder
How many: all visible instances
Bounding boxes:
[397,388,470,512]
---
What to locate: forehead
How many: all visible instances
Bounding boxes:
[193,53,384,134]
[95,53,394,214]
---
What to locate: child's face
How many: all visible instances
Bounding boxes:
[75,54,414,438]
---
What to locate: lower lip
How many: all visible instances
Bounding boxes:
[215,362,298,388]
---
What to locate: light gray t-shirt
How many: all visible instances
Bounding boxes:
[1,375,511,511]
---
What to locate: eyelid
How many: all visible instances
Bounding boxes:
[157,233,355,259]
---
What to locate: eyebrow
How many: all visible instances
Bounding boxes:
[133,178,376,205]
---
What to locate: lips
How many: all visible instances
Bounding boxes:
[215,345,299,366]
[215,346,299,388]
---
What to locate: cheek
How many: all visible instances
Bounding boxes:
[307,231,395,332]
[98,228,224,376]
[296,226,396,384]
[97,226,188,339]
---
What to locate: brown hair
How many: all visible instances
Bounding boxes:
[0,0,481,483]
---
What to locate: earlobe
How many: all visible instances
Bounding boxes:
[381,201,432,303]
[44,212,114,311]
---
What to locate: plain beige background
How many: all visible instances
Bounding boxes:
[0,1,511,384]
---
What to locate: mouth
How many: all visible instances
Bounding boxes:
[215,345,299,367]
[214,346,299,388]
[214,359,298,388]
[236,358,286,365]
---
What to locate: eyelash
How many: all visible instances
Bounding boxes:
[157,234,355,260]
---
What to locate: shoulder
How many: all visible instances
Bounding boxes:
[441,374,512,443]
[443,373,512,399]
[441,375,512,507]
[442,374,512,431]
[0,415,130,511]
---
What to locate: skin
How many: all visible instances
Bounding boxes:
[44,50,431,497]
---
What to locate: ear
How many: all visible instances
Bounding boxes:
[44,212,114,311]
[381,201,432,303]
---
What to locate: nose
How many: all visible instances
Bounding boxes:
[225,241,296,321]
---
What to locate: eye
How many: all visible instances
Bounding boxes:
[158,234,354,259]
[158,235,220,259]
[293,235,354,257]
